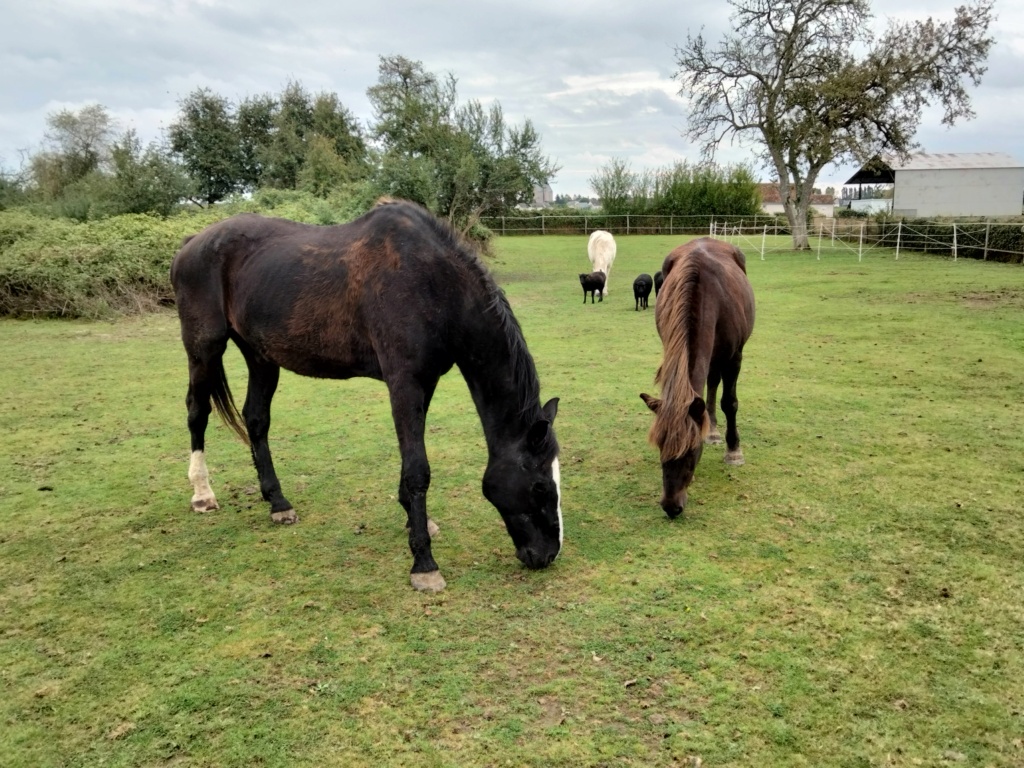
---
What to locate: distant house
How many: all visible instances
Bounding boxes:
[532,184,554,207]
[758,184,835,217]
[844,152,1024,218]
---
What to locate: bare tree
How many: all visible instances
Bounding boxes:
[673,0,995,249]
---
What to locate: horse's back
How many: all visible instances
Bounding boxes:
[587,230,616,265]
[171,205,484,380]
[659,237,755,349]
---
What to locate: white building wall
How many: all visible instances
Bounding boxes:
[893,168,1024,217]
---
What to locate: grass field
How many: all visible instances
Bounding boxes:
[2,234,1023,767]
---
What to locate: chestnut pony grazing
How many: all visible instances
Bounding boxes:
[170,200,562,592]
[640,237,755,518]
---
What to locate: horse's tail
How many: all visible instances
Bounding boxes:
[209,355,250,446]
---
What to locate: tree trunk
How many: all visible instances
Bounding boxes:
[785,200,811,250]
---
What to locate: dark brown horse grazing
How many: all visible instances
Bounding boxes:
[640,237,755,518]
[170,200,562,592]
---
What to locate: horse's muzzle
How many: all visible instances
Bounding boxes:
[661,491,687,519]
[516,546,558,570]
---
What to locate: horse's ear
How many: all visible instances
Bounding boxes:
[527,418,551,451]
[542,397,559,424]
[640,393,661,413]
[688,396,706,423]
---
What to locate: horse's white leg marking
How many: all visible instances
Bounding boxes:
[410,571,447,592]
[188,450,219,511]
[552,456,564,553]
[724,449,745,466]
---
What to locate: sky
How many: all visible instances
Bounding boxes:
[2,0,1022,197]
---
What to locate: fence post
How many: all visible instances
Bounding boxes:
[670,215,673,236]
[541,214,545,235]
[859,221,864,262]
[983,222,990,260]
[953,223,958,261]
[761,225,767,261]
[501,216,506,236]
[895,220,902,260]
[584,215,588,233]
[816,220,822,260]
[710,220,714,237]
[831,217,836,246]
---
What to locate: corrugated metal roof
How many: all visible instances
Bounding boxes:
[885,152,1022,171]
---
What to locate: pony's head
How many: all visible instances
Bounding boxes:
[640,391,708,518]
[482,397,562,569]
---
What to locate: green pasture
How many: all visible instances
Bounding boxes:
[2,234,1023,767]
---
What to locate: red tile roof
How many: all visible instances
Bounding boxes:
[758,183,834,205]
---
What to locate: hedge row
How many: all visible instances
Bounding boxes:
[479,211,781,236]
[0,191,361,318]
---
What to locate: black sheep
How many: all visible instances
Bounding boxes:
[633,273,653,310]
[654,270,664,297]
[579,271,606,304]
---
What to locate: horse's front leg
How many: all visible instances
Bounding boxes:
[705,368,724,445]
[388,378,445,592]
[720,358,745,466]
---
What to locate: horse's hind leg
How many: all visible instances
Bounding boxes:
[388,375,445,593]
[720,357,745,466]
[240,352,297,524]
[184,337,228,512]
[705,367,724,445]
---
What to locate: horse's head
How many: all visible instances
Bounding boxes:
[482,397,562,569]
[640,392,707,518]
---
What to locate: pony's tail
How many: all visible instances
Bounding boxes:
[209,356,250,446]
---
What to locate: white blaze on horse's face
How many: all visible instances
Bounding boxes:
[552,455,564,551]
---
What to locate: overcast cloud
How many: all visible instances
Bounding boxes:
[2,0,1021,195]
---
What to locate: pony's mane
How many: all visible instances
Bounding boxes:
[374,200,545,426]
[650,247,710,460]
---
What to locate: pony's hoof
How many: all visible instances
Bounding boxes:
[427,518,440,537]
[271,509,299,524]
[191,496,219,512]
[705,433,724,445]
[724,451,745,466]
[410,571,447,593]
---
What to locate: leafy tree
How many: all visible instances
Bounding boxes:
[168,89,243,205]
[259,81,367,190]
[311,91,366,168]
[673,0,995,249]
[236,94,276,190]
[589,158,635,214]
[366,55,557,234]
[0,166,28,210]
[107,130,192,216]
[297,134,351,197]
[30,104,117,200]
[591,159,761,217]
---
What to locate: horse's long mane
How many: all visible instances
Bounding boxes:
[376,199,545,425]
[650,247,710,460]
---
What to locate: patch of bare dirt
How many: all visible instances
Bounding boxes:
[958,290,1024,309]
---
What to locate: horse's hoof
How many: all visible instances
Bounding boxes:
[705,433,724,445]
[724,451,745,466]
[410,571,447,593]
[427,518,440,537]
[191,496,219,512]
[271,509,299,524]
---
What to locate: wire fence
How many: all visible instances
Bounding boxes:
[482,213,1024,264]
